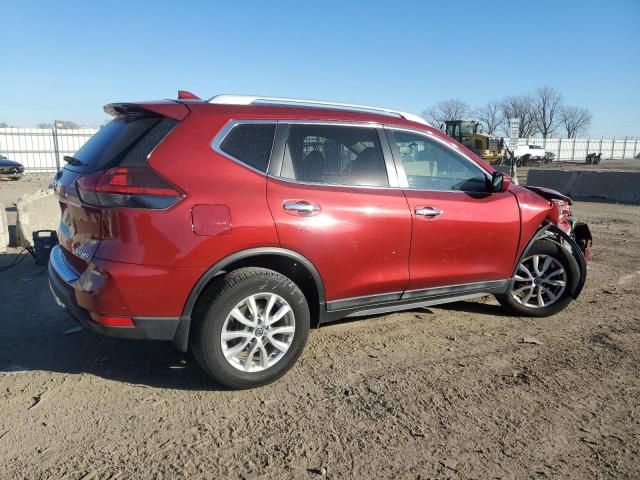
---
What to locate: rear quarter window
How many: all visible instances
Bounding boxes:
[218,123,276,173]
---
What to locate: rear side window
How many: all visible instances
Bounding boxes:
[219,123,276,173]
[280,124,388,187]
[68,116,177,172]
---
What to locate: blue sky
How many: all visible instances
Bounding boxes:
[2,0,638,137]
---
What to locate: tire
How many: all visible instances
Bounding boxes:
[497,240,574,317]
[190,267,310,389]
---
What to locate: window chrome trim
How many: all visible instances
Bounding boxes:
[211,119,490,193]
[384,125,493,194]
[273,119,382,128]
[268,174,400,191]
[210,119,278,176]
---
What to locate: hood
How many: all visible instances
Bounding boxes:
[0,158,23,168]
[523,185,572,205]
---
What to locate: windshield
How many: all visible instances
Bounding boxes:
[460,122,475,134]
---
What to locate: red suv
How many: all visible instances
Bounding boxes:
[49,92,592,388]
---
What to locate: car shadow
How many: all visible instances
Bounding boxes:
[318,298,513,331]
[0,253,227,391]
[435,300,514,317]
[0,252,514,390]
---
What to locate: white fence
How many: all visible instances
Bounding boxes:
[0,127,97,173]
[519,137,640,162]
[0,127,639,173]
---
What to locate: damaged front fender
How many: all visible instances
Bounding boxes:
[515,223,590,300]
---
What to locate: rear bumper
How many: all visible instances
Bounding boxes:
[48,247,180,341]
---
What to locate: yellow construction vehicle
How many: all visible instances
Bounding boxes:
[444,120,506,164]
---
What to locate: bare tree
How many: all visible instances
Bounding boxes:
[533,86,562,138]
[421,99,470,128]
[473,101,502,135]
[560,106,592,138]
[500,95,538,138]
[0,122,9,128]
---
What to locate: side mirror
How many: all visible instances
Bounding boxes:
[490,171,511,192]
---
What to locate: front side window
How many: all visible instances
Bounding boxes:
[390,130,488,192]
[280,124,388,187]
[219,123,276,172]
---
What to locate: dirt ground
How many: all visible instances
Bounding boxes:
[1,173,639,479]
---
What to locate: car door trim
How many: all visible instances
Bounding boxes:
[325,279,508,313]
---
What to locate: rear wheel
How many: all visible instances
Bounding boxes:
[497,240,573,317]
[191,267,310,389]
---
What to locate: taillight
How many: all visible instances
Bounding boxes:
[76,167,184,209]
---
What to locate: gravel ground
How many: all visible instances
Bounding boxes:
[0,175,639,479]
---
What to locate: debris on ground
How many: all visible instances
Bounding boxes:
[62,326,83,335]
[520,337,543,345]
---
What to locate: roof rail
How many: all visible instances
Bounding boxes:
[208,94,430,126]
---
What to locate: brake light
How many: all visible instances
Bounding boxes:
[76,167,184,209]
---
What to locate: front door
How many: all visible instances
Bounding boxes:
[267,122,412,306]
[386,128,520,291]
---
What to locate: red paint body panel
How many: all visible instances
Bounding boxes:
[192,204,231,236]
[509,185,557,262]
[267,177,412,300]
[94,112,280,268]
[403,190,521,288]
[74,258,203,317]
[51,98,583,326]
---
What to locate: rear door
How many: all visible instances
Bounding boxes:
[386,127,520,291]
[53,114,179,271]
[267,122,412,309]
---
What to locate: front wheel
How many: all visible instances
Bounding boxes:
[191,267,310,389]
[497,240,574,317]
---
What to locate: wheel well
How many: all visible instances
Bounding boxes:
[515,224,586,299]
[193,254,322,328]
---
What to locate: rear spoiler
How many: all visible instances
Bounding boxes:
[104,101,190,121]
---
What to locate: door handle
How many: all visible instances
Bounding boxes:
[283,200,321,214]
[415,206,443,217]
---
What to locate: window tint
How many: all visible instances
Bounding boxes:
[219,123,276,172]
[390,130,488,192]
[281,125,388,187]
[70,116,177,173]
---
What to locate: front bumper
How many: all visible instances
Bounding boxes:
[0,171,23,180]
[48,246,180,341]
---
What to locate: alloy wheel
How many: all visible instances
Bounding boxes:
[220,293,295,372]
[511,254,567,308]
